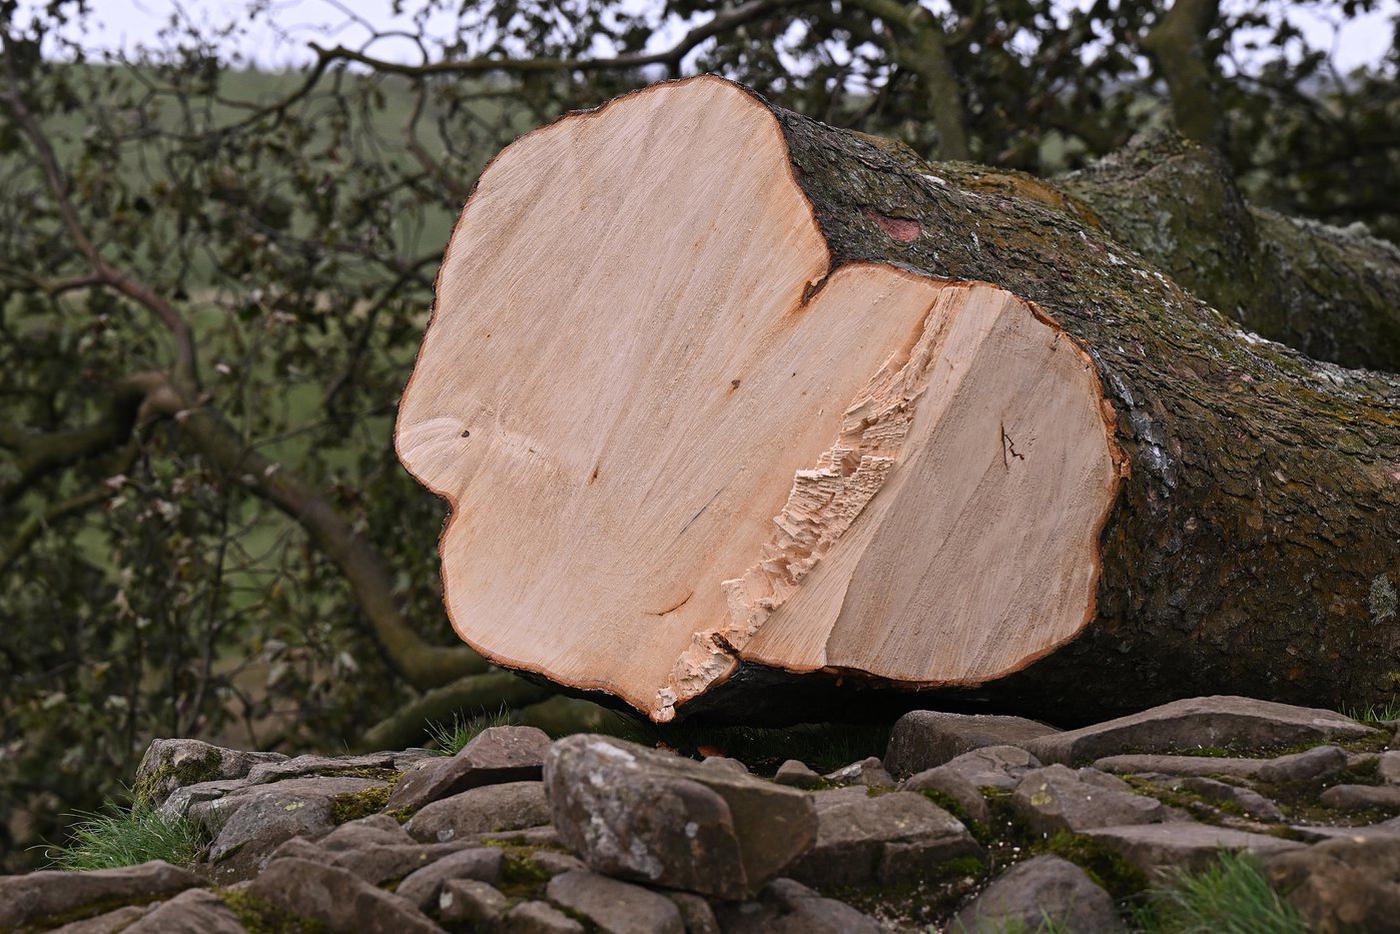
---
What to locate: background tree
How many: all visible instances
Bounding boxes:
[1,0,1395,868]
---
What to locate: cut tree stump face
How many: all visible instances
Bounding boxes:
[396,76,1123,721]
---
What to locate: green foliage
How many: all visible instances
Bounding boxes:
[44,803,203,871]
[427,704,516,755]
[1132,850,1306,934]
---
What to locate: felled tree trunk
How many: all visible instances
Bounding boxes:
[396,76,1400,725]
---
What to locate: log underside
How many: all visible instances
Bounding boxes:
[399,76,1400,724]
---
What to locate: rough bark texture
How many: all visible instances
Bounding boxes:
[676,82,1400,723]
[1056,130,1400,373]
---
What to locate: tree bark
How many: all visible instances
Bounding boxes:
[1055,130,1400,373]
[1141,0,1225,150]
[401,76,1399,726]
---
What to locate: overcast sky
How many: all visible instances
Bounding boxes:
[38,0,1400,73]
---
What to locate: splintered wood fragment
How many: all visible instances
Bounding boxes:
[398,76,1400,723]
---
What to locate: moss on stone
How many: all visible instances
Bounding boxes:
[130,746,222,810]
[496,852,552,899]
[1037,831,1149,899]
[218,889,328,934]
[328,784,393,824]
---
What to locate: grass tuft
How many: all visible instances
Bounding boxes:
[1132,850,1305,934]
[44,802,203,871]
[1343,695,1400,725]
[427,703,516,755]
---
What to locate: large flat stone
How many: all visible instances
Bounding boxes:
[545,735,817,899]
[0,860,204,929]
[245,857,441,933]
[242,749,432,784]
[405,780,552,843]
[788,787,981,888]
[1267,834,1400,932]
[1083,823,1305,873]
[885,711,1058,777]
[950,855,1123,933]
[545,870,684,934]
[387,726,552,812]
[1094,754,1273,779]
[1026,696,1374,765]
[1011,765,1172,835]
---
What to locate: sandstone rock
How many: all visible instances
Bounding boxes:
[438,878,508,926]
[546,869,684,934]
[700,756,749,775]
[823,757,895,787]
[329,842,473,886]
[1319,783,1400,811]
[156,779,250,821]
[205,776,390,882]
[772,760,823,789]
[789,786,981,887]
[245,857,441,932]
[1287,818,1400,842]
[395,847,504,910]
[545,735,817,899]
[133,738,286,808]
[1267,834,1400,933]
[405,780,551,842]
[0,860,204,929]
[242,749,429,785]
[387,725,552,812]
[714,878,882,933]
[1025,696,1373,764]
[1255,745,1348,784]
[505,900,586,933]
[1011,765,1171,834]
[667,891,720,934]
[904,766,990,824]
[1083,823,1304,873]
[924,745,1041,790]
[318,813,415,849]
[1175,776,1285,821]
[124,889,247,933]
[1093,754,1272,780]
[1380,750,1400,784]
[191,774,385,839]
[950,855,1123,933]
[904,745,1042,824]
[51,905,153,933]
[531,850,589,877]
[885,711,1058,776]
